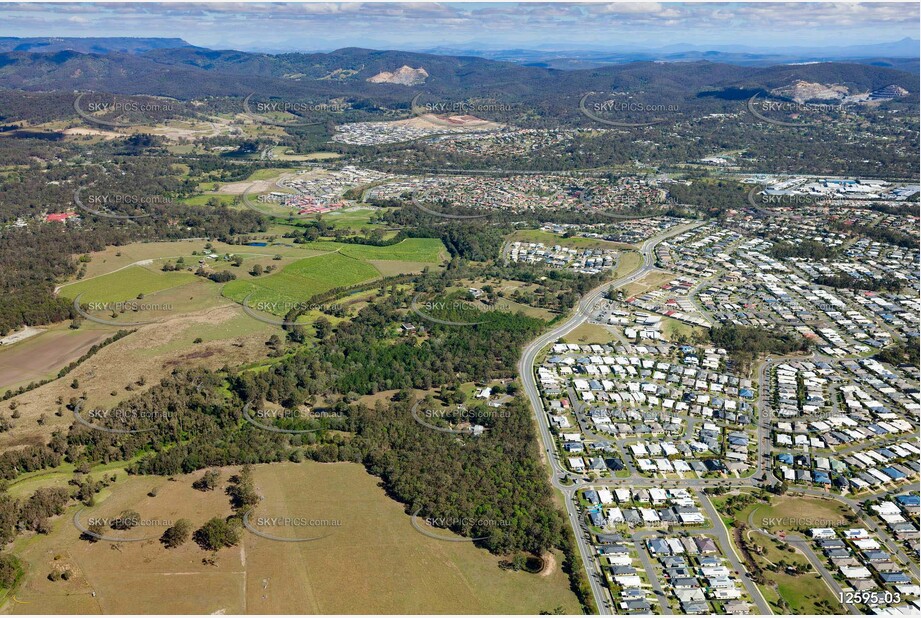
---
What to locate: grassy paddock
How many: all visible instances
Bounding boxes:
[7,462,580,614]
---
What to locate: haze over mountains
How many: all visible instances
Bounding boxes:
[0,36,916,72]
[0,37,916,129]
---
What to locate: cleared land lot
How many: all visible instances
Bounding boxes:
[59,266,197,304]
[621,269,673,298]
[223,239,446,311]
[0,326,111,391]
[508,229,634,251]
[6,462,579,615]
[562,322,618,344]
[301,238,445,263]
[222,252,381,309]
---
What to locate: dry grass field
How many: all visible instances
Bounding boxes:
[5,462,580,615]
[0,296,275,453]
[0,326,111,392]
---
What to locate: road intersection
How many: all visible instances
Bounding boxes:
[517,222,918,615]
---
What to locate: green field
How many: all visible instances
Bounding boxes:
[745,531,844,614]
[744,496,852,534]
[269,147,342,161]
[319,208,389,230]
[246,167,298,181]
[222,252,381,309]
[222,238,444,314]
[180,194,238,207]
[663,316,707,342]
[509,229,634,250]
[301,238,445,262]
[59,265,197,303]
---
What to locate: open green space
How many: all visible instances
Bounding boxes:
[509,229,634,250]
[222,252,380,309]
[7,462,580,614]
[744,496,853,535]
[245,167,299,181]
[180,194,239,207]
[301,238,445,263]
[771,571,843,614]
[58,265,197,303]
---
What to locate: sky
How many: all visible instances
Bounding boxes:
[0,2,918,53]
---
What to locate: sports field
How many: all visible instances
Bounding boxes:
[6,462,580,615]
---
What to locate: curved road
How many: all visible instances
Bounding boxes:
[518,222,919,614]
[518,222,703,614]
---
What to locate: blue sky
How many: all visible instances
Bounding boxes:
[0,2,918,52]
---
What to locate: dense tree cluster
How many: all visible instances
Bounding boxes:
[769,239,839,260]
[813,273,902,292]
[710,324,811,370]
[875,337,920,368]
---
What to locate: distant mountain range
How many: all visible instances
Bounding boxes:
[0,41,915,126]
[424,38,920,72]
[0,36,916,69]
[0,37,197,55]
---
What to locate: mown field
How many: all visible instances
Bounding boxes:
[59,266,197,304]
[5,462,580,615]
[301,238,445,262]
[744,496,853,534]
[222,252,381,308]
[223,239,446,313]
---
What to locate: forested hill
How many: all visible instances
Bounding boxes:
[0,44,916,105]
[0,36,196,54]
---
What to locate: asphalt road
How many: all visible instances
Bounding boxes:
[517,222,703,614]
[696,491,773,614]
[746,506,861,615]
[516,221,919,614]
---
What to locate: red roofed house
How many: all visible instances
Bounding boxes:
[44,211,78,223]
